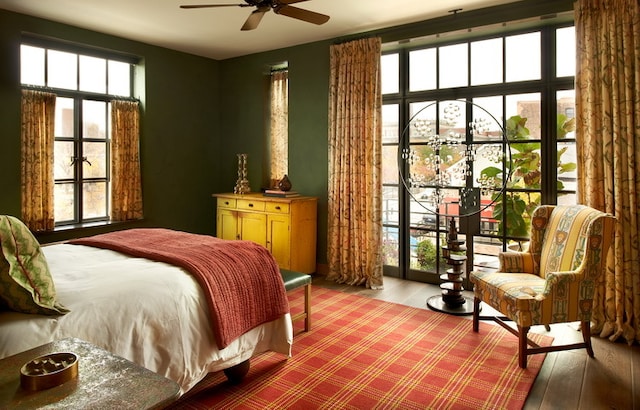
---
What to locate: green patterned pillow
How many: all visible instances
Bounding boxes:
[0,215,68,315]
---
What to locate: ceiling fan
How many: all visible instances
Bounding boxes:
[180,0,330,31]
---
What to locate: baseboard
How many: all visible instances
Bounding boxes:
[315,263,329,276]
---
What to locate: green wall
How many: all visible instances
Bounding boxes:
[0,9,223,243]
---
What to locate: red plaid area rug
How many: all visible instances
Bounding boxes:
[168,287,551,410]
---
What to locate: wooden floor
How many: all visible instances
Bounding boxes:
[312,275,640,410]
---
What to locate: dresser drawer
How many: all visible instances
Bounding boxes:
[266,202,290,214]
[217,198,237,209]
[237,199,265,211]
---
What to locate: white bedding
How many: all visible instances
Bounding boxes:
[0,243,293,395]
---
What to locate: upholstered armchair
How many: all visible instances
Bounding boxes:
[470,205,616,368]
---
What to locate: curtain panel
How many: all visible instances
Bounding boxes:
[111,100,143,221]
[575,0,640,344]
[327,37,384,289]
[270,70,289,188]
[20,89,56,232]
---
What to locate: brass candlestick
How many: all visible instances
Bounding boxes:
[233,153,251,194]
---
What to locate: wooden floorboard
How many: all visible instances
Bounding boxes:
[540,351,586,410]
[581,338,634,409]
[522,350,555,410]
[633,343,640,409]
[312,274,640,409]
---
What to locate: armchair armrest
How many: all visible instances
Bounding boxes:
[498,251,536,273]
[542,269,583,298]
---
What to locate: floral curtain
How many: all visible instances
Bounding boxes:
[111,100,143,221]
[270,70,289,188]
[575,0,640,344]
[327,37,384,289]
[21,90,56,232]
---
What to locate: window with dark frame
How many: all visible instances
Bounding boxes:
[381,22,577,284]
[20,39,137,227]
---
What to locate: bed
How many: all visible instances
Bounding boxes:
[0,216,293,396]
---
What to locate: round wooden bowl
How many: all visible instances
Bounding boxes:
[20,352,79,391]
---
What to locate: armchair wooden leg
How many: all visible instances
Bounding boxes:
[472,297,481,332]
[517,325,530,369]
[581,320,594,357]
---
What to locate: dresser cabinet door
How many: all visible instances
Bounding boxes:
[217,209,238,240]
[267,214,290,269]
[237,212,267,247]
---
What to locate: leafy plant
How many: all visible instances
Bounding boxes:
[416,239,439,269]
[416,238,463,270]
[481,114,576,241]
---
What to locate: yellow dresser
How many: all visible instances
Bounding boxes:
[213,193,318,274]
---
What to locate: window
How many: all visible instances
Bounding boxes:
[381,23,576,283]
[269,65,289,188]
[20,40,136,227]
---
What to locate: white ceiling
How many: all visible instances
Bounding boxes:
[0,0,522,60]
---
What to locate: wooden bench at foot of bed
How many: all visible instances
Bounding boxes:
[281,269,312,332]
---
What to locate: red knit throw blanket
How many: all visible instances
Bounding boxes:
[69,229,289,349]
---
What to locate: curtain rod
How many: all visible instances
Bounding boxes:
[332,34,379,46]
[21,85,140,102]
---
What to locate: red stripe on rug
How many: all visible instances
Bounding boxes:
[168,287,552,410]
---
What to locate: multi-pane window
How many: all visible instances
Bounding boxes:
[20,42,134,226]
[381,23,576,283]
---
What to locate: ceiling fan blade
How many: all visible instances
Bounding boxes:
[180,3,250,9]
[241,10,267,31]
[275,5,330,25]
[280,0,311,4]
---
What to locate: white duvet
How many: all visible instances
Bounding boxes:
[0,244,293,395]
